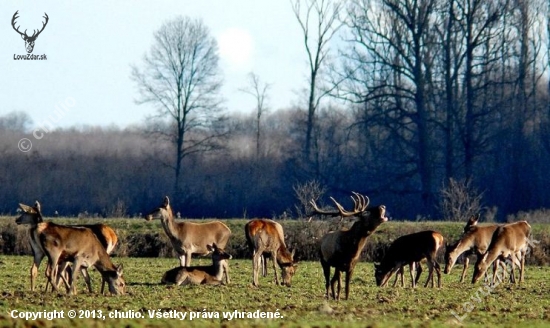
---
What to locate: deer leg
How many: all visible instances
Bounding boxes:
[271,250,279,285]
[81,268,92,293]
[223,260,231,284]
[31,252,45,292]
[519,250,525,283]
[252,250,263,287]
[460,257,469,283]
[321,261,331,299]
[381,267,398,287]
[56,261,72,292]
[69,260,82,296]
[415,262,423,285]
[344,269,354,300]
[392,266,401,287]
[262,254,268,277]
[330,269,340,300]
[47,253,62,293]
[179,254,187,267]
[434,261,441,288]
[424,261,434,288]
[409,262,416,288]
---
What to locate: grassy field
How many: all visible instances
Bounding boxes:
[0,255,549,327]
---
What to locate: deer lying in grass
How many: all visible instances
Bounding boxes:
[311,192,387,300]
[444,215,507,284]
[472,221,531,284]
[161,244,232,286]
[245,218,297,287]
[375,230,444,288]
[145,196,231,283]
[16,202,118,293]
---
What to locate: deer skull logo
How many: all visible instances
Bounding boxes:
[11,11,49,53]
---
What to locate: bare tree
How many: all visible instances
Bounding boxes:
[239,72,271,158]
[291,0,344,161]
[131,16,226,195]
[439,178,484,221]
[338,0,440,214]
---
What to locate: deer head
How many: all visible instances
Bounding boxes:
[12,11,49,53]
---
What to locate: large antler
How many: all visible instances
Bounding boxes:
[332,192,369,217]
[31,13,50,38]
[29,13,49,40]
[309,192,370,219]
[11,11,48,40]
[11,11,26,38]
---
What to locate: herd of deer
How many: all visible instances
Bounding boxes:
[14,192,531,301]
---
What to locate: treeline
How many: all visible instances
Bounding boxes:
[1,0,550,220]
[0,102,549,221]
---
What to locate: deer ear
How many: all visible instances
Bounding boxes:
[34,201,42,213]
[20,34,25,40]
[163,196,170,207]
[19,203,33,213]
[290,249,296,259]
[117,264,124,275]
[206,244,214,252]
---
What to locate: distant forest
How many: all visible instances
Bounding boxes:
[2,0,550,221]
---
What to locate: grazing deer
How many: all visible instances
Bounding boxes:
[245,218,297,287]
[472,221,531,284]
[244,218,281,278]
[444,215,506,283]
[16,202,118,293]
[161,244,232,286]
[38,222,125,295]
[145,196,232,283]
[375,230,444,288]
[54,223,118,294]
[310,192,387,300]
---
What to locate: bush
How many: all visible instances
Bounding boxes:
[2,217,549,265]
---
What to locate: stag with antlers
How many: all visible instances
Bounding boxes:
[12,11,49,53]
[310,192,388,300]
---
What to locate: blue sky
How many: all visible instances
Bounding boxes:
[0,1,311,128]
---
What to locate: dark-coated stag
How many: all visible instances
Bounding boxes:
[311,192,387,300]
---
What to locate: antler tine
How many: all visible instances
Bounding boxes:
[11,11,25,37]
[309,198,340,217]
[32,13,49,38]
[330,196,360,217]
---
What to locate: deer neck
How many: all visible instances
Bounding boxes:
[275,246,292,266]
[160,210,179,240]
[452,234,476,257]
[210,260,225,281]
[93,248,117,273]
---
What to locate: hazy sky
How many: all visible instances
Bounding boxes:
[0,1,312,128]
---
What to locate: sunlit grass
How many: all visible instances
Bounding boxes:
[0,255,548,327]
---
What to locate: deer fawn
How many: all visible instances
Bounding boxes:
[161,244,232,286]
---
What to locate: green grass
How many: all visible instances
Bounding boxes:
[0,255,549,327]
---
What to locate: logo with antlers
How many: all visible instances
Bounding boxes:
[11,11,49,53]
